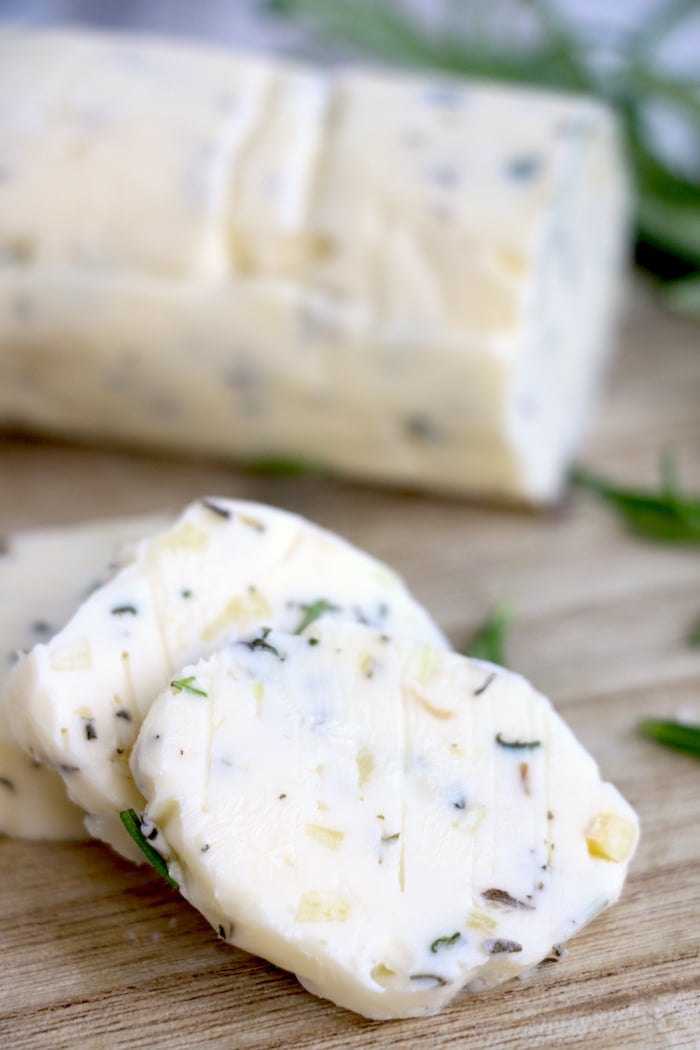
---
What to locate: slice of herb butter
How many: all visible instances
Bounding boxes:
[0,514,166,840]
[6,499,446,860]
[0,27,627,503]
[131,622,639,1020]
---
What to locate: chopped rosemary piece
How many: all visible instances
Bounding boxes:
[485,938,523,954]
[111,604,138,616]
[119,809,179,889]
[201,499,231,520]
[410,973,448,987]
[572,453,700,545]
[170,676,208,697]
[482,888,535,911]
[245,627,284,659]
[293,599,340,635]
[496,733,542,751]
[462,604,511,667]
[430,932,461,953]
[638,718,700,758]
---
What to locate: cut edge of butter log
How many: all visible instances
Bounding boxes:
[0,513,168,840]
[6,498,446,859]
[0,27,629,503]
[131,621,639,1020]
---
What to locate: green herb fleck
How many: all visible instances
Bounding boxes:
[638,718,700,758]
[381,832,400,843]
[245,627,284,659]
[293,599,340,635]
[0,776,16,792]
[463,604,511,667]
[572,452,700,545]
[496,733,541,751]
[170,676,208,697]
[430,932,461,953]
[119,809,179,889]
[111,605,138,616]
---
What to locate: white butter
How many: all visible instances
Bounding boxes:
[0,514,165,839]
[0,27,628,502]
[7,499,445,859]
[131,622,638,1020]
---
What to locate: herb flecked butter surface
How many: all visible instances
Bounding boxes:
[131,622,639,1020]
[0,514,166,840]
[0,27,627,502]
[6,499,445,860]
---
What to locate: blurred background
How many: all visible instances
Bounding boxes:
[1,0,699,309]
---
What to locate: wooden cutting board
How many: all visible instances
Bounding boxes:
[0,286,698,1050]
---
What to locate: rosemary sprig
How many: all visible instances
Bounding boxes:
[572,453,700,544]
[638,718,700,758]
[119,809,179,889]
[462,604,511,666]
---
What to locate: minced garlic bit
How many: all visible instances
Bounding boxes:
[585,812,637,863]
[295,891,351,922]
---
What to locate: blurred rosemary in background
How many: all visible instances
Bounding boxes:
[267,0,700,316]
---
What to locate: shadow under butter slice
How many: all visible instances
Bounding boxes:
[130,622,639,1020]
[6,499,445,861]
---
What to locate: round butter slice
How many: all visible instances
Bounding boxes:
[0,514,166,840]
[7,499,445,860]
[131,621,639,1020]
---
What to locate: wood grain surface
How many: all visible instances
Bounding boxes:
[0,285,698,1049]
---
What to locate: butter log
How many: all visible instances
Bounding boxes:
[0,28,628,501]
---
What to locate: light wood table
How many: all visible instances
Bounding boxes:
[1,287,698,1049]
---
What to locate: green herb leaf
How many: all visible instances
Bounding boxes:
[638,718,700,758]
[572,454,700,544]
[430,931,461,953]
[293,598,340,635]
[119,809,179,889]
[170,676,208,697]
[245,455,326,479]
[462,604,511,666]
